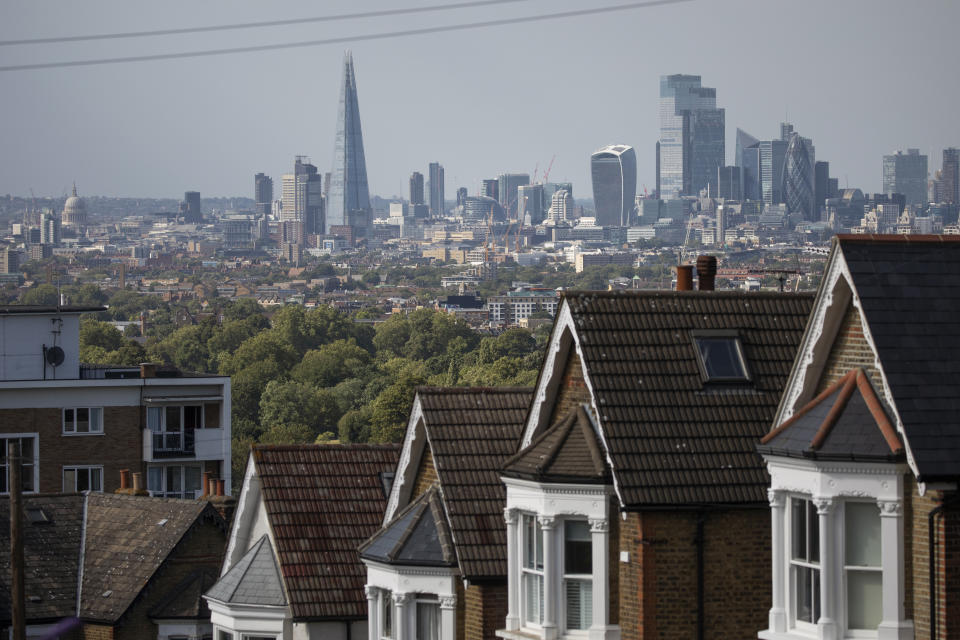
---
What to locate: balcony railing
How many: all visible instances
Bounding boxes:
[143,427,226,462]
[151,429,195,457]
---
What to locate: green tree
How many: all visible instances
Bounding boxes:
[292,339,372,389]
[258,380,342,437]
[21,285,59,305]
[337,407,373,443]
[259,423,314,445]
[219,332,298,376]
[80,319,124,352]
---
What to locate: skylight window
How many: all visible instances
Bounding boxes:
[693,334,751,382]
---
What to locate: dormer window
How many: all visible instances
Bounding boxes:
[692,332,750,382]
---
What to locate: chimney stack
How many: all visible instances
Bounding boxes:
[676,265,694,291]
[119,469,130,490]
[696,255,718,292]
[140,362,157,379]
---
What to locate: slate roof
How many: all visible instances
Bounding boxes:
[560,290,813,506]
[81,492,225,623]
[415,387,532,579]
[503,405,610,483]
[150,568,219,620]
[0,494,83,625]
[252,444,400,621]
[205,536,286,607]
[758,368,904,462]
[360,486,456,567]
[836,235,960,479]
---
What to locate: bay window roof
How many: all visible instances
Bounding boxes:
[360,485,456,568]
[502,406,610,484]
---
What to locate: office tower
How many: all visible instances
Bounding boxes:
[456,187,468,209]
[497,173,530,218]
[40,212,60,245]
[783,133,816,221]
[717,166,742,200]
[591,144,637,227]
[550,189,574,223]
[715,205,726,245]
[182,191,202,223]
[814,161,831,215]
[735,129,761,201]
[517,184,545,224]
[543,182,573,208]
[882,149,928,206]
[655,141,661,199]
[779,122,794,142]
[254,173,273,216]
[327,51,371,239]
[943,148,959,204]
[281,157,325,243]
[658,74,725,199]
[409,172,425,205]
[481,179,499,201]
[0,246,19,274]
[428,162,445,217]
[760,139,789,206]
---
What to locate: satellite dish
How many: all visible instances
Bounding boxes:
[46,346,65,367]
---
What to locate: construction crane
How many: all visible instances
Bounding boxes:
[542,155,556,183]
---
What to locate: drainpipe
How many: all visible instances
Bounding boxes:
[929,493,959,640]
[695,512,705,640]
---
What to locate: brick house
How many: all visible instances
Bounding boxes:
[207,444,399,640]
[756,234,960,640]
[495,287,813,640]
[0,491,227,639]
[0,305,232,497]
[360,387,532,640]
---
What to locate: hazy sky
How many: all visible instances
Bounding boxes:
[1,0,958,201]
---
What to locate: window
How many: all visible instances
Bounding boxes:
[564,520,593,630]
[416,598,440,640]
[381,591,393,639]
[790,498,820,626]
[216,632,233,640]
[63,407,103,434]
[149,405,203,454]
[693,334,750,382]
[63,466,103,492]
[148,464,202,498]
[844,502,882,630]
[0,435,37,494]
[522,514,544,626]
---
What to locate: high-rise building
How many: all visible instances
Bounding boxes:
[760,139,789,206]
[182,191,202,223]
[782,133,816,221]
[543,182,573,207]
[40,212,60,245]
[327,52,371,239]
[455,187,468,209]
[428,162,445,217]
[735,129,761,201]
[254,173,273,217]
[883,149,928,206]
[942,148,959,205]
[282,157,325,243]
[409,172,425,205]
[481,179,499,201]
[814,161,831,216]
[550,189,574,224]
[717,166,742,201]
[658,74,725,199]
[517,184,545,225]
[591,144,637,227]
[497,174,530,219]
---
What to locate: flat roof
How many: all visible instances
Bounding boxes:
[0,305,107,315]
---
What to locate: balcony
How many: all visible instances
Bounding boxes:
[143,427,226,462]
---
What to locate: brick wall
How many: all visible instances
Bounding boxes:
[113,516,226,640]
[413,447,438,499]
[81,624,114,640]
[547,351,591,429]
[817,302,882,392]
[617,508,769,640]
[463,582,507,640]
[0,406,143,494]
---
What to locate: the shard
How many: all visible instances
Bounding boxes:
[327,51,371,240]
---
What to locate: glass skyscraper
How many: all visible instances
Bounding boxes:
[591,144,637,227]
[735,129,761,201]
[327,52,371,239]
[658,75,725,199]
[882,149,928,206]
[783,133,816,221]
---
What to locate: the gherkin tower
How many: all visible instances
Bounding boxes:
[327,51,371,240]
[782,133,816,222]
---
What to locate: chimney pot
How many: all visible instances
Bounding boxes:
[119,469,130,490]
[208,477,217,497]
[676,265,694,291]
[696,255,718,291]
[201,471,211,499]
[216,479,225,497]
[140,363,157,379]
[131,472,143,492]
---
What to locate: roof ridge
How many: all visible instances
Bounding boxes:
[575,406,608,476]
[225,535,269,602]
[761,369,858,444]
[837,233,960,244]
[416,386,534,394]
[852,370,903,454]
[809,371,860,449]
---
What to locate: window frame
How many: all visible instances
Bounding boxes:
[842,501,883,635]
[147,463,203,499]
[62,406,104,435]
[690,330,752,383]
[787,496,820,631]
[520,513,544,628]
[63,465,104,493]
[562,519,593,632]
[0,433,40,495]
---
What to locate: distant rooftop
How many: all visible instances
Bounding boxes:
[0,305,106,315]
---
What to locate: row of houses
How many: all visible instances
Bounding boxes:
[3,234,959,639]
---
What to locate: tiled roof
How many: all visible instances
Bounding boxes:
[150,568,219,620]
[252,444,400,621]
[360,486,456,567]
[837,235,960,479]
[562,290,813,506]
[81,493,225,623]
[205,536,286,607]
[758,368,903,462]
[0,494,83,625]
[503,405,610,483]
[416,387,532,579]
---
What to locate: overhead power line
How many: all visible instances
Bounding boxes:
[0,0,535,47]
[0,0,696,73]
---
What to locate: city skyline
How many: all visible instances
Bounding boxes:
[1,0,958,199]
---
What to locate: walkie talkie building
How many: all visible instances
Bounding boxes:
[591,144,637,227]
